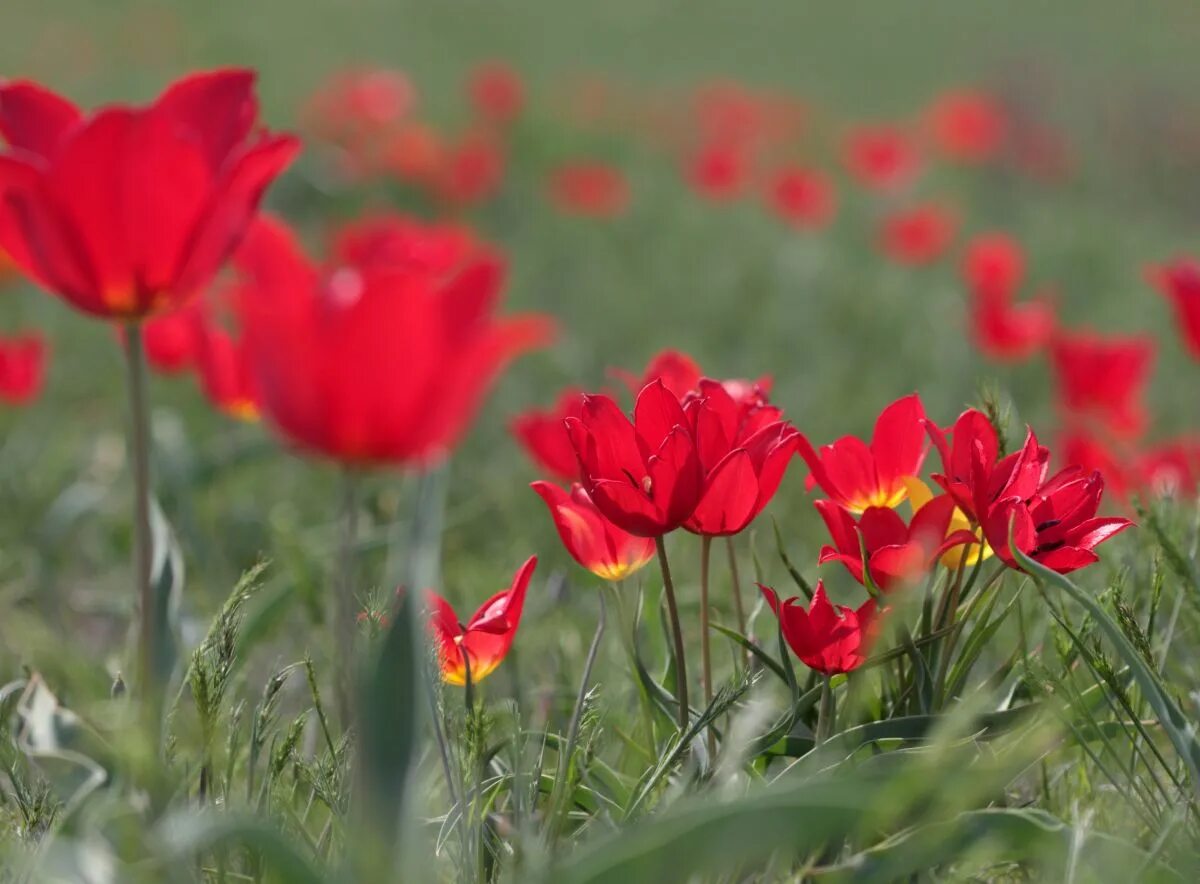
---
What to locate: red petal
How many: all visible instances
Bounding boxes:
[0,80,81,157]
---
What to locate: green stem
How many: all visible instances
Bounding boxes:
[816,675,835,744]
[654,536,690,732]
[335,468,359,729]
[725,536,748,656]
[123,323,155,712]
[699,536,715,758]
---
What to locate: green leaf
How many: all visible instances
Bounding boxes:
[157,810,325,884]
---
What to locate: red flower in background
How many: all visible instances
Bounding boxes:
[431,130,506,208]
[511,388,586,481]
[304,67,415,177]
[1050,331,1155,439]
[962,233,1025,301]
[0,69,298,319]
[233,214,552,466]
[798,394,928,513]
[765,165,837,230]
[566,381,704,537]
[427,556,536,685]
[0,333,46,405]
[195,322,258,420]
[842,125,922,192]
[685,141,751,201]
[925,90,1007,164]
[547,162,630,218]
[1147,258,1200,361]
[143,301,204,373]
[531,482,656,581]
[758,582,878,676]
[468,61,524,125]
[1138,440,1200,498]
[382,121,445,183]
[1060,429,1131,502]
[961,233,1055,361]
[879,203,957,266]
[617,349,703,400]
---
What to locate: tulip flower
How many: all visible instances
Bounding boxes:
[427,556,536,686]
[142,301,204,374]
[1137,440,1200,499]
[0,69,298,319]
[797,393,928,513]
[0,333,46,405]
[765,165,837,231]
[815,496,977,591]
[195,323,258,421]
[925,90,1007,164]
[1147,258,1200,361]
[1050,331,1155,439]
[430,129,505,207]
[0,246,17,285]
[1060,429,1131,503]
[531,482,655,581]
[903,477,991,568]
[878,203,958,266]
[233,214,552,465]
[615,349,702,400]
[842,124,921,192]
[758,582,878,675]
[467,61,524,125]
[969,296,1056,363]
[961,233,1025,301]
[685,141,751,201]
[547,162,630,218]
[511,388,586,481]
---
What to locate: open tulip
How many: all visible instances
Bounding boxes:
[0,333,46,405]
[0,69,298,319]
[1147,258,1200,361]
[1050,331,1155,440]
[758,582,878,675]
[511,388,586,481]
[970,295,1055,363]
[427,556,536,686]
[531,482,655,581]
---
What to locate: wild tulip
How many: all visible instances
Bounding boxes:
[685,141,751,201]
[961,233,1025,301]
[925,90,1007,164]
[547,162,630,218]
[511,388,587,482]
[430,129,505,207]
[195,323,258,421]
[615,349,702,400]
[531,482,656,581]
[1137,440,1200,498]
[842,124,921,192]
[1050,331,1155,439]
[427,556,536,686]
[878,203,958,266]
[758,582,878,676]
[142,301,204,373]
[1147,258,1200,361]
[0,69,298,319]
[970,296,1055,363]
[765,165,837,231]
[467,61,524,125]
[0,333,46,405]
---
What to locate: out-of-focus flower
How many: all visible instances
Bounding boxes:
[0,333,46,405]
[1138,440,1200,499]
[878,203,958,266]
[758,582,878,675]
[1147,258,1200,361]
[961,233,1025,301]
[0,246,18,285]
[142,301,204,373]
[431,130,505,208]
[765,165,837,230]
[566,380,704,537]
[195,321,258,420]
[615,349,702,400]
[1009,122,1074,184]
[1061,428,1131,502]
[531,482,655,581]
[842,124,921,192]
[233,214,552,465]
[304,67,415,177]
[511,388,586,481]
[925,90,1007,164]
[961,233,1054,361]
[427,556,536,685]
[798,394,928,513]
[547,162,630,218]
[685,141,752,201]
[1050,331,1155,439]
[468,61,524,125]
[381,121,444,183]
[0,69,298,319]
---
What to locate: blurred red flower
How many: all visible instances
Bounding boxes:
[0,333,46,405]
[468,61,524,125]
[547,162,630,218]
[1137,439,1200,499]
[194,321,259,421]
[925,90,1007,164]
[758,582,878,675]
[878,203,958,265]
[511,388,586,481]
[1147,258,1200,361]
[617,349,703,400]
[304,67,415,177]
[431,130,506,207]
[765,165,837,230]
[531,482,656,581]
[427,556,536,685]
[233,214,552,465]
[960,233,1055,361]
[842,124,922,192]
[0,69,298,319]
[685,141,751,201]
[1050,331,1155,439]
[961,233,1025,301]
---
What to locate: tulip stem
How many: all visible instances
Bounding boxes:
[654,536,689,731]
[816,675,835,744]
[335,468,359,729]
[123,323,156,716]
[699,536,715,758]
[726,536,748,656]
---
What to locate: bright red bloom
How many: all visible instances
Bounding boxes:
[685,141,751,201]
[797,394,928,513]
[619,349,703,401]
[1147,258,1200,361]
[1050,331,1155,439]
[0,69,298,319]
[879,203,957,266]
[842,125,921,192]
[547,162,630,218]
[307,68,414,135]
[233,214,552,465]
[142,301,204,373]
[758,582,878,676]
[431,130,505,207]
[925,90,1007,163]
[427,556,536,685]
[1061,428,1131,502]
[961,233,1025,301]
[816,496,976,592]
[532,482,656,581]
[685,379,798,536]
[467,61,524,125]
[765,165,837,230]
[330,214,476,274]
[565,380,704,537]
[970,296,1056,362]
[511,388,586,481]
[195,322,258,421]
[0,333,46,405]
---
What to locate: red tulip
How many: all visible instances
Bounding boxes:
[565,380,704,536]
[431,129,505,207]
[195,322,258,421]
[685,141,751,201]
[233,214,552,465]
[925,90,1007,164]
[970,296,1056,363]
[427,556,536,685]
[1147,258,1200,361]
[961,233,1024,301]
[1137,440,1200,499]
[467,61,524,125]
[142,301,204,373]
[765,165,837,231]
[511,388,586,481]
[815,496,977,592]
[617,349,703,401]
[330,214,476,274]
[0,333,46,405]
[306,68,415,138]
[0,245,17,285]
[0,69,298,319]
[797,394,928,513]
[758,582,878,675]
[1061,428,1131,503]
[842,124,921,192]
[531,482,656,581]
[1050,331,1155,440]
[878,203,957,266]
[547,162,630,218]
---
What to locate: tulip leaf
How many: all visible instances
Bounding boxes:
[157,810,325,884]
[709,623,788,684]
[771,516,813,599]
[149,499,185,692]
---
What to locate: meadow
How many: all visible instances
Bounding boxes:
[3,1,1200,881]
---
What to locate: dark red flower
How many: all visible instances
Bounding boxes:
[233,214,552,465]
[547,162,630,218]
[798,394,928,513]
[0,69,298,319]
[1147,258,1200,361]
[765,165,837,230]
[511,388,586,481]
[758,582,878,675]
[925,90,1007,164]
[0,332,46,405]
[879,203,958,266]
[565,380,704,537]
[467,61,524,125]
[842,124,921,192]
[1050,331,1155,440]
[685,141,751,201]
[531,482,655,581]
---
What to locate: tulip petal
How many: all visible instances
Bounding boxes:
[688,448,757,535]
[0,80,81,157]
